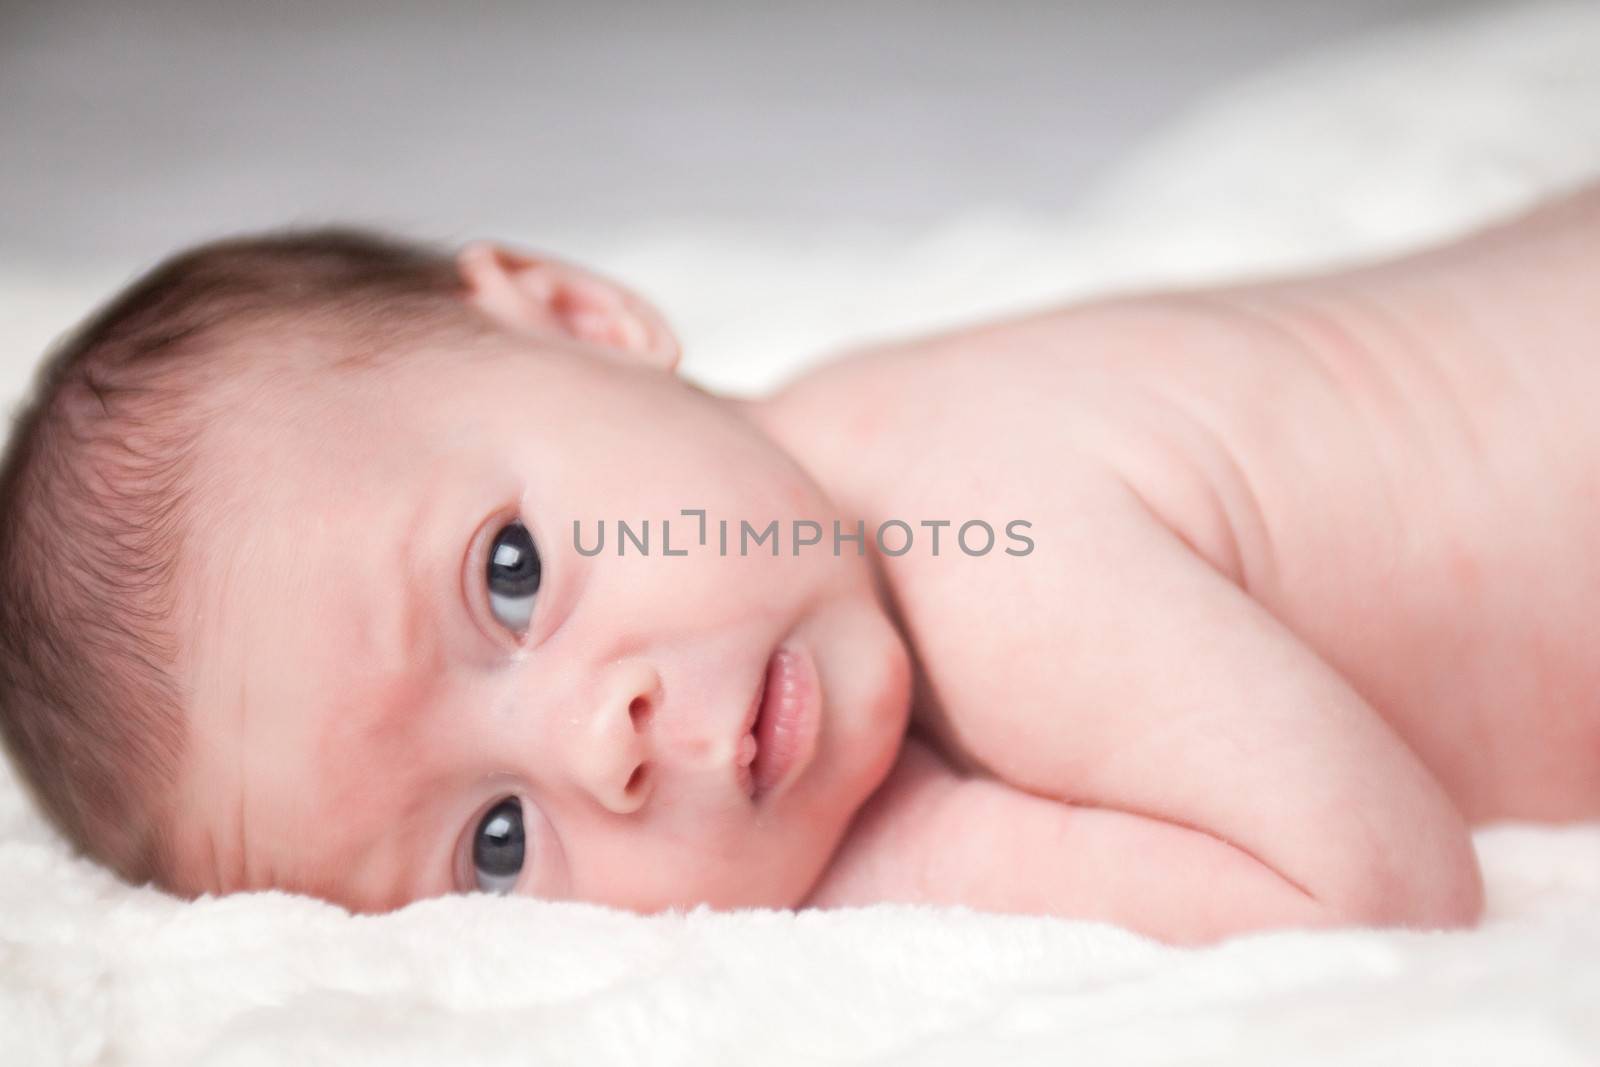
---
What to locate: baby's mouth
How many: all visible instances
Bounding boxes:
[734,644,821,803]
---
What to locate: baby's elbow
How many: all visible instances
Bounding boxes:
[1413,849,1486,929]
[1323,837,1485,931]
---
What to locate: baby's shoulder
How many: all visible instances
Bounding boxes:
[753,297,1258,580]
[751,305,1115,504]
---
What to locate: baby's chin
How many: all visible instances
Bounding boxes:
[685,594,912,912]
[787,592,914,852]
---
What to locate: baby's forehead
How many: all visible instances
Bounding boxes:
[171,462,454,896]
[191,359,429,485]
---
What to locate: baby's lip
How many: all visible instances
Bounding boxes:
[733,643,821,803]
[732,651,769,798]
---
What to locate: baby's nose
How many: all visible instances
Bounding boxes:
[573,658,659,816]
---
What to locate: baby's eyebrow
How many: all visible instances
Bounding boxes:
[309,488,450,853]
[369,565,446,751]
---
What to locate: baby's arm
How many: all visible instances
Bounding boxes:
[812,468,1483,942]
[807,738,1345,944]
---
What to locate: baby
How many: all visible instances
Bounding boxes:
[4,183,1600,946]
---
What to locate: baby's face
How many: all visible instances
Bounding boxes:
[166,324,912,914]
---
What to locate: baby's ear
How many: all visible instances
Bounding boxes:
[455,241,680,372]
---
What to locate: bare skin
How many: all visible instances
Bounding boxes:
[767,183,1600,942]
[168,185,1600,945]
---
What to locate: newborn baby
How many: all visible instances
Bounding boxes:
[5,184,1599,946]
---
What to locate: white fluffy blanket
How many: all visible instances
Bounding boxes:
[5,3,1600,1063]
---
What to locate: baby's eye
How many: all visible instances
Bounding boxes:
[472,796,526,894]
[486,520,541,633]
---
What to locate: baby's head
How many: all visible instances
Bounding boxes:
[0,230,912,914]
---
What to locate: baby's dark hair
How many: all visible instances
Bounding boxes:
[0,227,474,888]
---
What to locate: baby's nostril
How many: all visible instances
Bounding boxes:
[628,695,651,729]
[624,762,649,796]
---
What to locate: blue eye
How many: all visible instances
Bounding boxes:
[486,520,541,633]
[472,797,526,894]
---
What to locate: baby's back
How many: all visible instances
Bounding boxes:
[769,184,1600,823]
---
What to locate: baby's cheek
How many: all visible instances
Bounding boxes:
[563,828,787,911]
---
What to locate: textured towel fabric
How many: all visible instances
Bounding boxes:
[4,3,1600,1064]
